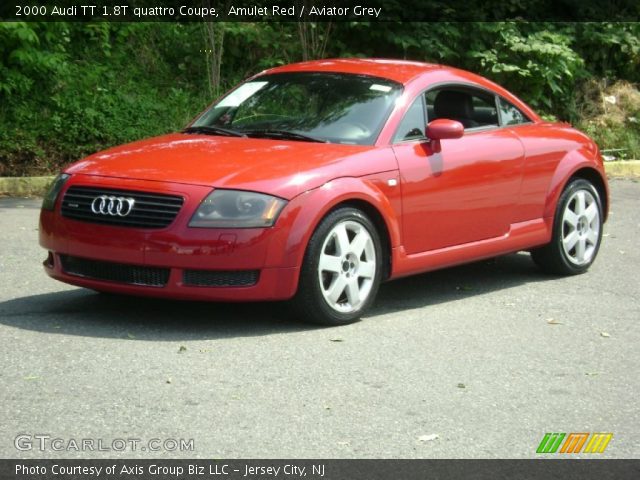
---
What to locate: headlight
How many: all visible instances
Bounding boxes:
[189,189,287,228]
[42,173,70,211]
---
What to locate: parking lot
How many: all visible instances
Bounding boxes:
[0,178,638,458]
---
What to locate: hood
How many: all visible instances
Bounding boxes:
[66,133,372,199]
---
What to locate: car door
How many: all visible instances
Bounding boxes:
[392,85,526,254]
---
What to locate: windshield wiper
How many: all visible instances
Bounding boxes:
[244,129,328,143]
[183,125,246,137]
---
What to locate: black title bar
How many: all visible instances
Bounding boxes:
[2,459,640,480]
[1,0,639,22]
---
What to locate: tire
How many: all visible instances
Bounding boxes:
[531,178,603,275]
[291,207,383,325]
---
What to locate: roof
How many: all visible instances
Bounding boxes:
[262,58,441,85]
[257,58,542,122]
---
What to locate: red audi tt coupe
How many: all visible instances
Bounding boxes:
[39,59,608,325]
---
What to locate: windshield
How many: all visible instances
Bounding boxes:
[190,72,403,145]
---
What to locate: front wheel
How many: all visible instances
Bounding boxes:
[291,207,382,325]
[531,178,604,275]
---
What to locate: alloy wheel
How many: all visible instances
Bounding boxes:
[317,220,376,313]
[561,189,601,266]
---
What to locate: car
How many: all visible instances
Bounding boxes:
[39,58,609,325]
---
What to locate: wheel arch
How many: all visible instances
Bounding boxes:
[569,167,609,222]
[324,198,393,281]
[543,152,609,223]
[273,177,401,283]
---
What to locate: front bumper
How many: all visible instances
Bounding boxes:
[39,174,300,301]
[42,255,299,301]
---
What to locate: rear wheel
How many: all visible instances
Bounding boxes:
[291,207,382,325]
[531,178,603,275]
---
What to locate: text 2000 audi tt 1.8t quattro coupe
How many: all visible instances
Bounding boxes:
[40,59,608,325]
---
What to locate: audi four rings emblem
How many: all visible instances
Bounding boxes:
[91,195,136,217]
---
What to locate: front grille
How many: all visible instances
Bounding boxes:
[60,255,169,287]
[61,186,184,229]
[183,269,259,287]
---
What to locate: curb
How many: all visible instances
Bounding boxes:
[1,161,639,197]
[604,160,640,179]
[0,176,54,197]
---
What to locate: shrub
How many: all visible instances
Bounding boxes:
[576,80,640,159]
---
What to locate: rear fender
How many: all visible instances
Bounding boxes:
[542,149,609,221]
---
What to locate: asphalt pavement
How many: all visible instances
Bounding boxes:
[0,179,638,459]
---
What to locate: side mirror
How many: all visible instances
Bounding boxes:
[425,119,464,141]
[424,119,464,153]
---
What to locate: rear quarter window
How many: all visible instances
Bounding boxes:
[498,98,531,125]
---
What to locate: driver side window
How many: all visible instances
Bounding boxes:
[425,87,499,129]
[393,96,426,143]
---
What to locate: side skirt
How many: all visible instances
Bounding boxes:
[390,217,553,279]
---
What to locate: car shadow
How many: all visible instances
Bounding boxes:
[372,251,549,316]
[0,252,552,341]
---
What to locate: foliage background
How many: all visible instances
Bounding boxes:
[0,21,639,176]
